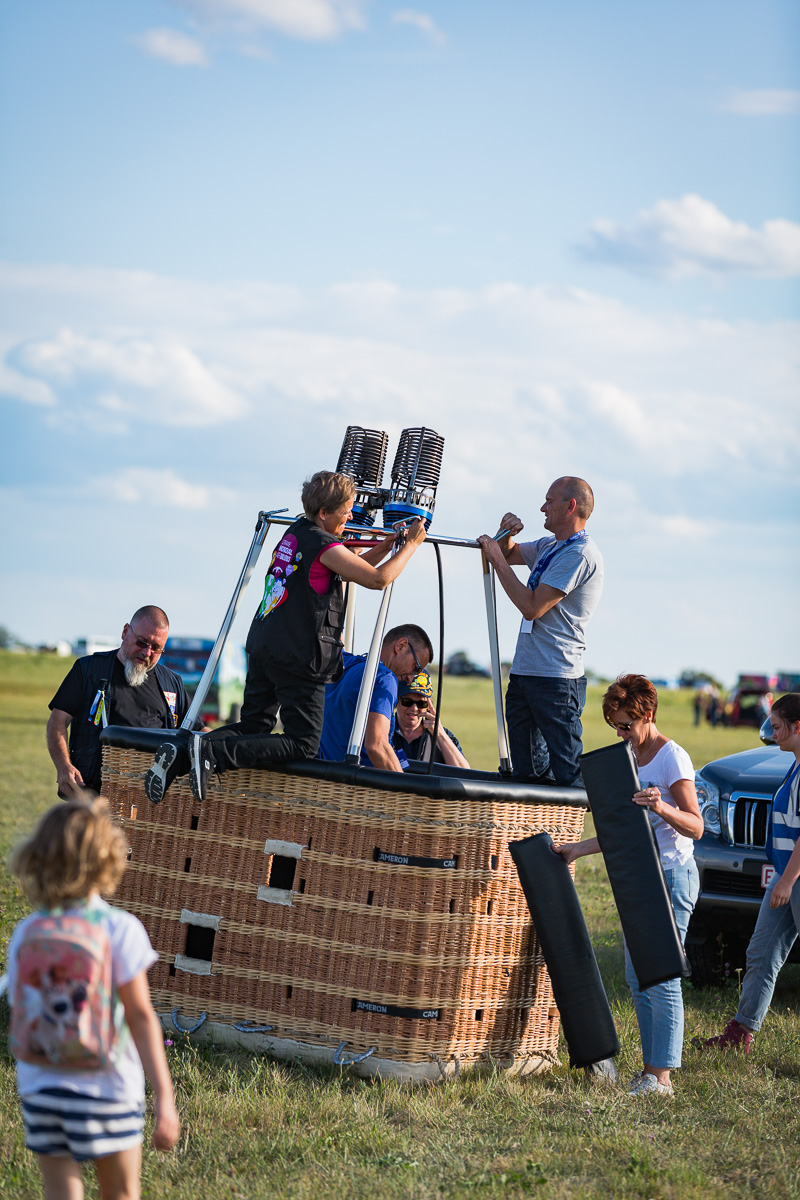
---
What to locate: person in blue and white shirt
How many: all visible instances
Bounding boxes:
[698,692,800,1053]
[478,477,603,786]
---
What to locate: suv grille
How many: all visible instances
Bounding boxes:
[702,869,764,899]
[720,793,769,849]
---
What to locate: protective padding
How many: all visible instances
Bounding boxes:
[508,832,619,1068]
[579,741,690,990]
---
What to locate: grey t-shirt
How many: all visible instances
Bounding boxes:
[510,534,603,679]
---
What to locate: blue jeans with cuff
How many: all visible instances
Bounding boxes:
[505,673,587,787]
[735,875,800,1032]
[624,858,699,1070]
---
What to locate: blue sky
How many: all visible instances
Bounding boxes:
[1,0,798,686]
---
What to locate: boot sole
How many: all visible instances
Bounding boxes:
[144,742,178,804]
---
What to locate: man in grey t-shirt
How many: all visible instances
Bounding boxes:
[478,477,603,786]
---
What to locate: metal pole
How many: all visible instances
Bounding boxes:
[481,550,512,774]
[180,509,287,729]
[343,584,357,654]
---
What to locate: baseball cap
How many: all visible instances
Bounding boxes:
[397,670,433,699]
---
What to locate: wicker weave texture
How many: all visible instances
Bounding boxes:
[103,746,584,1067]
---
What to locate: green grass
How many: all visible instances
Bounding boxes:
[1,652,799,1200]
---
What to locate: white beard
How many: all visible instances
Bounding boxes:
[123,659,150,687]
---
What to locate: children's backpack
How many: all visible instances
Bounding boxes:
[9,905,118,1070]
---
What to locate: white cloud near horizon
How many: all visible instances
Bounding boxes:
[1,261,797,681]
[96,467,233,509]
[580,194,800,279]
[391,9,447,47]
[134,28,209,65]
[172,0,367,41]
[8,328,248,428]
[722,88,800,115]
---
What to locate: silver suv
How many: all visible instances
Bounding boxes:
[687,737,799,986]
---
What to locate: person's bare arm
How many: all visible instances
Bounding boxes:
[46,709,86,796]
[551,836,601,865]
[633,778,704,840]
[117,970,180,1152]
[353,534,396,567]
[771,838,800,908]
[363,711,404,771]
[475,538,565,621]
[421,706,470,769]
[320,519,426,591]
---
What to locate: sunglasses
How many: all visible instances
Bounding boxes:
[130,630,165,655]
[606,719,634,732]
[399,697,428,710]
[407,642,423,672]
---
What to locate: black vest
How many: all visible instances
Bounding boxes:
[68,651,187,792]
[247,516,345,683]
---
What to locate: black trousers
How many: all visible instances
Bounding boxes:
[207,656,325,771]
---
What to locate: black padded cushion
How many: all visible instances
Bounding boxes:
[579,741,689,989]
[100,726,589,808]
[509,832,619,1068]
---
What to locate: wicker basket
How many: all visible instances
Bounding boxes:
[102,743,585,1082]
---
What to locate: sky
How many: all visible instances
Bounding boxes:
[1,0,798,687]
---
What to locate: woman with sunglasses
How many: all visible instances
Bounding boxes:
[553,673,703,1097]
[392,671,470,769]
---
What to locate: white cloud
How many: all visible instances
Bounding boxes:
[722,89,800,115]
[9,328,248,428]
[172,0,367,41]
[134,28,209,66]
[0,357,57,406]
[580,194,800,279]
[391,9,447,47]
[95,467,233,509]
[1,262,798,684]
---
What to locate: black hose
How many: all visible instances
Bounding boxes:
[427,540,445,774]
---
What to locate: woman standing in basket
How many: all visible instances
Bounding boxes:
[145,471,426,803]
[553,674,703,1097]
[696,693,800,1053]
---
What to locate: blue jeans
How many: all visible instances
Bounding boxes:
[735,876,800,1032]
[505,673,587,787]
[624,858,699,1070]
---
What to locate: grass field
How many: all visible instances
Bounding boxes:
[1,652,799,1200]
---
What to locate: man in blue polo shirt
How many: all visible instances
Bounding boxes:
[319,623,433,770]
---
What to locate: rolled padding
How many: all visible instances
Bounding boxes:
[579,741,689,990]
[509,832,619,1068]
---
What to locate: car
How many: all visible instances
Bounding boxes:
[687,739,800,986]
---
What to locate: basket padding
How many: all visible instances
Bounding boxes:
[579,741,690,990]
[509,831,619,1068]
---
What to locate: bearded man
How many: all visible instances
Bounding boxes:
[46,605,188,797]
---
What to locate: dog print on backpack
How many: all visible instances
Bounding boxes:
[9,906,119,1069]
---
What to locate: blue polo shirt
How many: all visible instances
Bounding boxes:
[319,651,398,766]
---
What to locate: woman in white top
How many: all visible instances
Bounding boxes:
[554,674,703,1097]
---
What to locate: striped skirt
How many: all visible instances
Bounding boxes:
[21,1088,145,1162]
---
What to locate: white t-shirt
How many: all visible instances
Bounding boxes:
[637,740,696,868]
[6,896,158,1102]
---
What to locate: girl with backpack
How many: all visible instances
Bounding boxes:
[3,796,179,1199]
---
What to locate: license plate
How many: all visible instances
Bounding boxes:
[761,864,776,888]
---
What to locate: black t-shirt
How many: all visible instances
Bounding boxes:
[51,657,173,727]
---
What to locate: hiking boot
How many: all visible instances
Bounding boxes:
[144,741,180,804]
[189,733,217,804]
[628,1072,674,1097]
[693,1019,753,1053]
